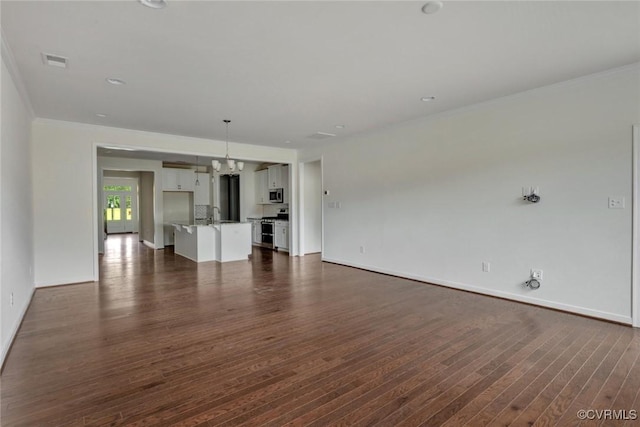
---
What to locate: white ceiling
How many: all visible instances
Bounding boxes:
[3,1,639,149]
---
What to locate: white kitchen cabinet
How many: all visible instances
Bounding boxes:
[162,168,179,190]
[163,168,196,192]
[274,220,289,251]
[255,169,269,204]
[268,164,283,189]
[251,219,262,245]
[163,224,175,246]
[281,165,289,203]
[194,172,210,205]
[179,169,196,192]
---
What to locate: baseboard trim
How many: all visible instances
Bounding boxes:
[35,277,96,288]
[322,257,632,325]
[142,240,156,249]
[1,286,35,371]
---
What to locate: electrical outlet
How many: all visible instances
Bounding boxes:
[10,292,14,307]
[608,197,625,209]
[531,269,543,281]
[359,246,365,254]
[482,262,490,272]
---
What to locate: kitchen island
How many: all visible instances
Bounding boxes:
[172,222,252,263]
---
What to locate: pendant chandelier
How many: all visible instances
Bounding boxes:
[195,156,201,186]
[211,119,244,174]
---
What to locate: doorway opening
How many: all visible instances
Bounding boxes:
[219,174,241,222]
[103,176,139,235]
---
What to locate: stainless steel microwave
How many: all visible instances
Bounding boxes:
[269,188,283,203]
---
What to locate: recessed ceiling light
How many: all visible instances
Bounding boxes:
[335,125,345,129]
[139,0,167,9]
[421,96,436,102]
[106,78,126,86]
[284,140,292,144]
[96,113,107,118]
[421,1,443,14]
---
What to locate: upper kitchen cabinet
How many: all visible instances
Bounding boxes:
[194,172,210,205]
[282,165,290,203]
[255,169,269,204]
[162,168,196,192]
[268,164,283,189]
[255,165,289,204]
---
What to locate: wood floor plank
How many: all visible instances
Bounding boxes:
[328,323,533,427]
[530,326,621,426]
[553,328,636,427]
[580,335,640,427]
[1,234,638,426]
[460,323,592,426]
[483,328,595,427]
[434,325,571,426]
[580,337,640,426]
[215,319,483,427]
[506,326,610,426]
[413,325,569,427]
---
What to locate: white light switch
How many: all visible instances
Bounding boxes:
[608,197,625,209]
[328,202,336,208]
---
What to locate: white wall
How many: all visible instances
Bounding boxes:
[240,163,261,220]
[1,42,34,363]
[303,160,322,254]
[299,65,640,324]
[139,172,155,245]
[31,120,297,287]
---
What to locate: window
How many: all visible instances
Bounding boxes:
[106,195,121,221]
[126,196,132,220]
[103,185,132,192]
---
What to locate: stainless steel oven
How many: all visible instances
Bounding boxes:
[261,220,275,248]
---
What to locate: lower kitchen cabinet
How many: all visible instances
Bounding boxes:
[274,221,289,251]
[251,219,262,245]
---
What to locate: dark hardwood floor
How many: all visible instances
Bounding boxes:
[2,234,639,426]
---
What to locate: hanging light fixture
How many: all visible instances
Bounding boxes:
[211,119,244,174]
[194,156,200,186]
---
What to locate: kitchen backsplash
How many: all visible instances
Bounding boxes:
[262,204,288,217]
[195,205,210,219]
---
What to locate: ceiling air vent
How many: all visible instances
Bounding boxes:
[307,131,337,140]
[41,53,68,69]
